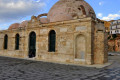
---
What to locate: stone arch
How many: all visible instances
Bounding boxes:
[15,34,20,50]
[75,34,86,59]
[4,34,8,49]
[28,31,36,58]
[48,30,56,52]
[37,13,48,19]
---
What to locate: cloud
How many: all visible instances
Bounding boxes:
[97,13,103,18]
[0,24,8,30]
[0,0,46,24]
[99,1,104,6]
[102,14,120,21]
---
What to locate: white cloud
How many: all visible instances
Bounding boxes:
[97,13,103,18]
[99,1,104,6]
[102,14,120,21]
[0,0,46,24]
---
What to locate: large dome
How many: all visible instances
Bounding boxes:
[47,0,96,22]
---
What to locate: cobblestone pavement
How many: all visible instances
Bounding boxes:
[0,56,120,80]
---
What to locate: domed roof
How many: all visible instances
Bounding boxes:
[40,18,49,24]
[19,20,29,28]
[8,23,20,30]
[47,0,96,22]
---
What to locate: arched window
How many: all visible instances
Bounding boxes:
[49,30,56,52]
[4,34,8,49]
[80,5,86,15]
[15,34,20,50]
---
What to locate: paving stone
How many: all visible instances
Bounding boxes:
[0,56,120,80]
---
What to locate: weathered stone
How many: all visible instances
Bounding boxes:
[0,0,108,65]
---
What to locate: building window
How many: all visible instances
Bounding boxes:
[4,34,8,49]
[15,34,20,50]
[111,26,112,30]
[117,30,119,32]
[116,21,118,24]
[111,22,113,25]
[49,30,56,52]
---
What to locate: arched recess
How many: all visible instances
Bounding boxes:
[4,34,8,49]
[75,34,86,60]
[48,30,56,52]
[15,34,20,50]
[80,5,86,15]
[29,31,36,58]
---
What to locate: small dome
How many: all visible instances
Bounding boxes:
[19,20,29,28]
[47,0,96,22]
[40,18,49,24]
[8,23,20,30]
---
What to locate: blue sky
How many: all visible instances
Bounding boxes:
[0,0,120,30]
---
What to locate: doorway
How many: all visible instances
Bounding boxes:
[29,32,36,58]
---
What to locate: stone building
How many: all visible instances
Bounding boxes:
[108,35,120,52]
[0,0,108,65]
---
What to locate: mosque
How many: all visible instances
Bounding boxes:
[0,0,108,65]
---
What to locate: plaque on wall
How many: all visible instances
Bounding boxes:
[76,26,87,31]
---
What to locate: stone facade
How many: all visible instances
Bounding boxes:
[0,0,108,65]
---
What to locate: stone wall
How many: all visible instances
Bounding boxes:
[108,40,115,52]
[108,38,120,52]
[94,23,108,64]
[0,17,108,65]
[115,39,120,52]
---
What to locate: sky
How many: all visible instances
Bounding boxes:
[0,0,120,30]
